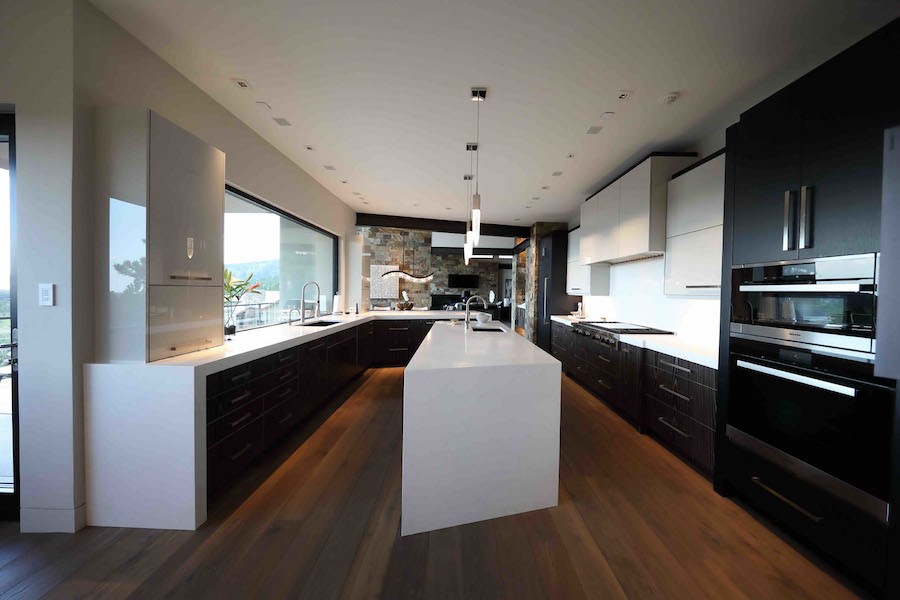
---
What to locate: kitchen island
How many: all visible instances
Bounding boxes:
[402,321,561,536]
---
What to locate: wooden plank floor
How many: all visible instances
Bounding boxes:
[0,368,869,599]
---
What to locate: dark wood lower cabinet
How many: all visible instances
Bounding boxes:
[552,322,718,477]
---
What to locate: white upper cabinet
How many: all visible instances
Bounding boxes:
[664,153,726,296]
[147,112,226,287]
[667,154,725,237]
[567,227,610,296]
[580,155,694,264]
[567,227,582,262]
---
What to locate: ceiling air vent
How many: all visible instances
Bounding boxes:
[273,117,291,126]
[585,125,603,135]
[232,78,251,89]
[552,171,563,176]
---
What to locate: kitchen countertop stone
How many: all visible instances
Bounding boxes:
[550,315,719,370]
[143,311,481,375]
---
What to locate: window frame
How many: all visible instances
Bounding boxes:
[224,184,340,325]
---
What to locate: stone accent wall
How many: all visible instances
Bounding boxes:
[357,225,502,309]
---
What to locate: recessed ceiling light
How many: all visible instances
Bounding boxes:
[305,145,315,151]
[445,207,452,211]
[514,218,521,221]
[531,196,540,201]
[341,180,349,184]
[617,90,634,102]
[412,203,418,207]
[567,153,576,159]
[362,201,369,205]
[352,192,361,196]
[585,125,603,135]
[231,78,251,89]
[552,171,563,177]
[525,205,532,209]
[323,165,336,170]
[541,186,551,190]
[660,91,681,105]
[273,117,291,126]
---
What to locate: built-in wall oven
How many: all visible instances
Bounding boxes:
[727,252,894,523]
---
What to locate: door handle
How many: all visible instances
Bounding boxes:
[799,186,813,250]
[736,360,856,396]
[782,190,796,251]
[751,476,824,523]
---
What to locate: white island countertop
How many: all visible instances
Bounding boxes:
[402,321,560,536]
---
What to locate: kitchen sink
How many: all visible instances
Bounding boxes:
[471,325,505,332]
[299,320,342,327]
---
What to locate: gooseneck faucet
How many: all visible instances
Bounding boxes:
[465,295,487,331]
[300,281,321,324]
[287,307,302,326]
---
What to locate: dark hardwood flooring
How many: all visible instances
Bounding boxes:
[0,368,868,599]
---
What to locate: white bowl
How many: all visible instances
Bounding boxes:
[475,313,491,324]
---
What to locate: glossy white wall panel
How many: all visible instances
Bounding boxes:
[667,154,725,238]
[147,112,225,287]
[148,285,224,361]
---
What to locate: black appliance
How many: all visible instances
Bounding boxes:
[536,231,572,351]
[572,321,673,349]
[447,273,479,288]
[730,253,877,357]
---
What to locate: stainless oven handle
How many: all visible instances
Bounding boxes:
[736,360,857,397]
[751,477,824,523]
[799,185,812,250]
[738,283,862,293]
[783,190,795,251]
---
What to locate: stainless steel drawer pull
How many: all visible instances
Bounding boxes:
[596,354,612,364]
[279,387,293,399]
[685,284,721,289]
[783,190,795,251]
[230,370,251,383]
[169,275,214,281]
[169,339,213,352]
[660,359,691,374]
[229,391,252,406]
[799,185,813,250]
[279,353,294,363]
[751,476,824,523]
[388,327,409,331]
[736,360,856,397]
[388,347,409,352]
[279,371,293,381]
[596,378,611,390]
[657,417,690,438]
[659,384,691,402]
[278,411,294,425]
[227,443,253,462]
[227,412,252,428]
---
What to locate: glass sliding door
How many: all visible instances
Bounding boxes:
[0,114,17,518]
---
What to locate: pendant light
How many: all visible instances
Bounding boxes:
[471,87,486,246]
[464,172,473,265]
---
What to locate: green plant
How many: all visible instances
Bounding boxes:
[224,268,261,328]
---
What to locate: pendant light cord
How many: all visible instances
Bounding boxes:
[475,99,480,194]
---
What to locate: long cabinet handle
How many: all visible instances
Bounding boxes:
[230,370,251,383]
[227,411,252,428]
[659,384,691,402]
[278,353,295,364]
[657,416,690,438]
[685,284,721,289]
[736,360,856,397]
[596,354,612,364]
[388,327,409,331]
[227,443,253,461]
[782,190,796,251]
[659,359,691,374]
[751,476,824,523]
[738,283,863,293]
[170,275,214,281]
[799,185,813,250]
[229,391,252,406]
[278,411,295,425]
[278,370,293,382]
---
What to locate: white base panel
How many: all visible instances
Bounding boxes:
[20,505,86,533]
[401,362,560,536]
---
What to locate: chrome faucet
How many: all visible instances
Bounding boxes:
[300,281,321,324]
[287,307,302,326]
[465,295,487,330]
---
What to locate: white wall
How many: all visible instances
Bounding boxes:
[582,257,720,347]
[0,0,83,531]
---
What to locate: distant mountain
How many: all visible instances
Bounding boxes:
[226,260,279,291]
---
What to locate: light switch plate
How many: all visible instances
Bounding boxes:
[39,283,55,307]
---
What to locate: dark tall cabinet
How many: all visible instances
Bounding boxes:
[731,20,900,265]
[536,231,570,352]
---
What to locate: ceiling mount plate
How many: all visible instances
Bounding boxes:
[471,87,487,101]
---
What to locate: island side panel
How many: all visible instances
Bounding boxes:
[401,361,560,536]
[84,363,204,530]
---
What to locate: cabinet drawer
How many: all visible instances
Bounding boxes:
[265,378,300,411]
[207,382,261,423]
[725,442,887,588]
[215,362,256,396]
[208,396,264,446]
[644,366,716,429]
[255,346,298,376]
[260,362,298,392]
[263,399,302,448]
[646,398,714,475]
[208,416,264,494]
[645,350,717,389]
[379,346,410,366]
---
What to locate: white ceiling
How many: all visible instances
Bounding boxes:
[90,0,900,226]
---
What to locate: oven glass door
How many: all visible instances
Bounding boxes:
[729,354,892,501]
[731,271,876,338]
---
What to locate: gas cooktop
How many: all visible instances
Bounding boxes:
[574,321,674,336]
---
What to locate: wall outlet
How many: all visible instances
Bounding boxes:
[39,283,55,307]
